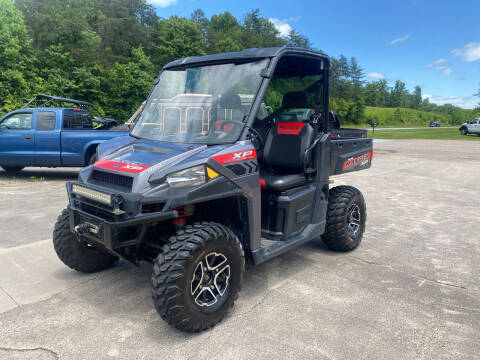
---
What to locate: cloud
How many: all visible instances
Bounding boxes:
[422,94,479,109]
[426,59,452,76]
[451,42,480,62]
[147,0,177,7]
[269,18,292,37]
[367,72,386,79]
[426,59,446,66]
[389,34,410,45]
[455,76,466,81]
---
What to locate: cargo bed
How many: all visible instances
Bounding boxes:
[330,134,373,175]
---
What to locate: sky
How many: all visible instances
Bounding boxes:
[148,0,480,109]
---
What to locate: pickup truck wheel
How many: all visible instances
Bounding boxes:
[460,127,468,135]
[322,185,366,252]
[53,208,118,273]
[151,222,244,332]
[87,152,97,165]
[2,166,24,173]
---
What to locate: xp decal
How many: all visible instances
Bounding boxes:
[212,149,257,164]
[94,158,151,173]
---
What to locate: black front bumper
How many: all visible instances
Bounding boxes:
[67,182,177,254]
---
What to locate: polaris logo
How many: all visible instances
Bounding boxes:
[122,164,144,171]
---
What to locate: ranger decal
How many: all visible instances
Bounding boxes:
[342,151,373,170]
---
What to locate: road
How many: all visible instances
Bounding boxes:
[0,140,479,359]
[367,126,457,130]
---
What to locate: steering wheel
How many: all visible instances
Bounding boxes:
[219,120,244,132]
[219,120,264,151]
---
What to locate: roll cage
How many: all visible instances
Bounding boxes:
[161,47,331,141]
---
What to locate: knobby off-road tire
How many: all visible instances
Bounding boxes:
[1,166,24,173]
[151,222,245,332]
[323,185,366,252]
[53,208,118,273]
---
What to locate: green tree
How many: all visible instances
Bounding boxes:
[102,46,155,121]
[413,85,422,109]
[0,0,37,113]
[242,9,285,48]
[152,16,205,67]
[286,30,312,49]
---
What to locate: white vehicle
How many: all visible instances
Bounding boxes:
[459,118,480,136]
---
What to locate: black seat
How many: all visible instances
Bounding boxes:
[260,91,314,192]
[260,173,307,192]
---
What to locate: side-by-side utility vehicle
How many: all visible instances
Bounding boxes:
[53,47,373,332]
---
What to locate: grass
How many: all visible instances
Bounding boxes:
[29,176,46,182]
[367,127,480,140]
[363,106,451,127]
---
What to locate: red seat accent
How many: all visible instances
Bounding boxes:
[276,122,304,135]
[260,178,266,189]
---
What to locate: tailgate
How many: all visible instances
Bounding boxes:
[331,128,368,139]
[330,137,373,175]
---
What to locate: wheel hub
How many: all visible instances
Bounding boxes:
[347,203,361,237]
[191,252,231,309]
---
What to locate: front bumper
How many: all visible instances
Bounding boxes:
[67,182,177,253]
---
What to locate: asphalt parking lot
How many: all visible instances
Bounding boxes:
[0,139,479,360]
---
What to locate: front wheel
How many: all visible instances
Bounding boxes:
[151,222,245,332]
[322,186,367,252]
[53,208,118,273]
[460,127,468,135]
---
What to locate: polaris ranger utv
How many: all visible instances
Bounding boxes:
[53,47,373,332]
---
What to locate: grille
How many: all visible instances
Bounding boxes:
[77,201,115,221]
[91,170,133,191]
[227,164,246,176]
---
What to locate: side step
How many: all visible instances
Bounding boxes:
[250,222,325,265]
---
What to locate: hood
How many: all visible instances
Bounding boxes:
[94,136,227,177]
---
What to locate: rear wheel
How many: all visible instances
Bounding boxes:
[151,222,244,332]
[53,208,118,273]
[322,186,366,252]
[1,166,24,173]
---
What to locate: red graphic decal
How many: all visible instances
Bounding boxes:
[94,158,150,174]
[277,122,304,135]
[342,151,373,170]
[213,149,257,164]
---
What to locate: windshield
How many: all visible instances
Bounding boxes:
[131,59,269,144]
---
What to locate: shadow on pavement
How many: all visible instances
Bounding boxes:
[0,168,78,181]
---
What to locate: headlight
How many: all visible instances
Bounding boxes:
[71,184,112,206]
[166,165,206,188]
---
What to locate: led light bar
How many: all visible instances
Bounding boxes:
[72,184,112,206]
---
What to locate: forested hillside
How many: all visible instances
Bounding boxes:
[1,0,478,124]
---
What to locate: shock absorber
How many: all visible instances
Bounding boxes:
[173,206,186,227]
